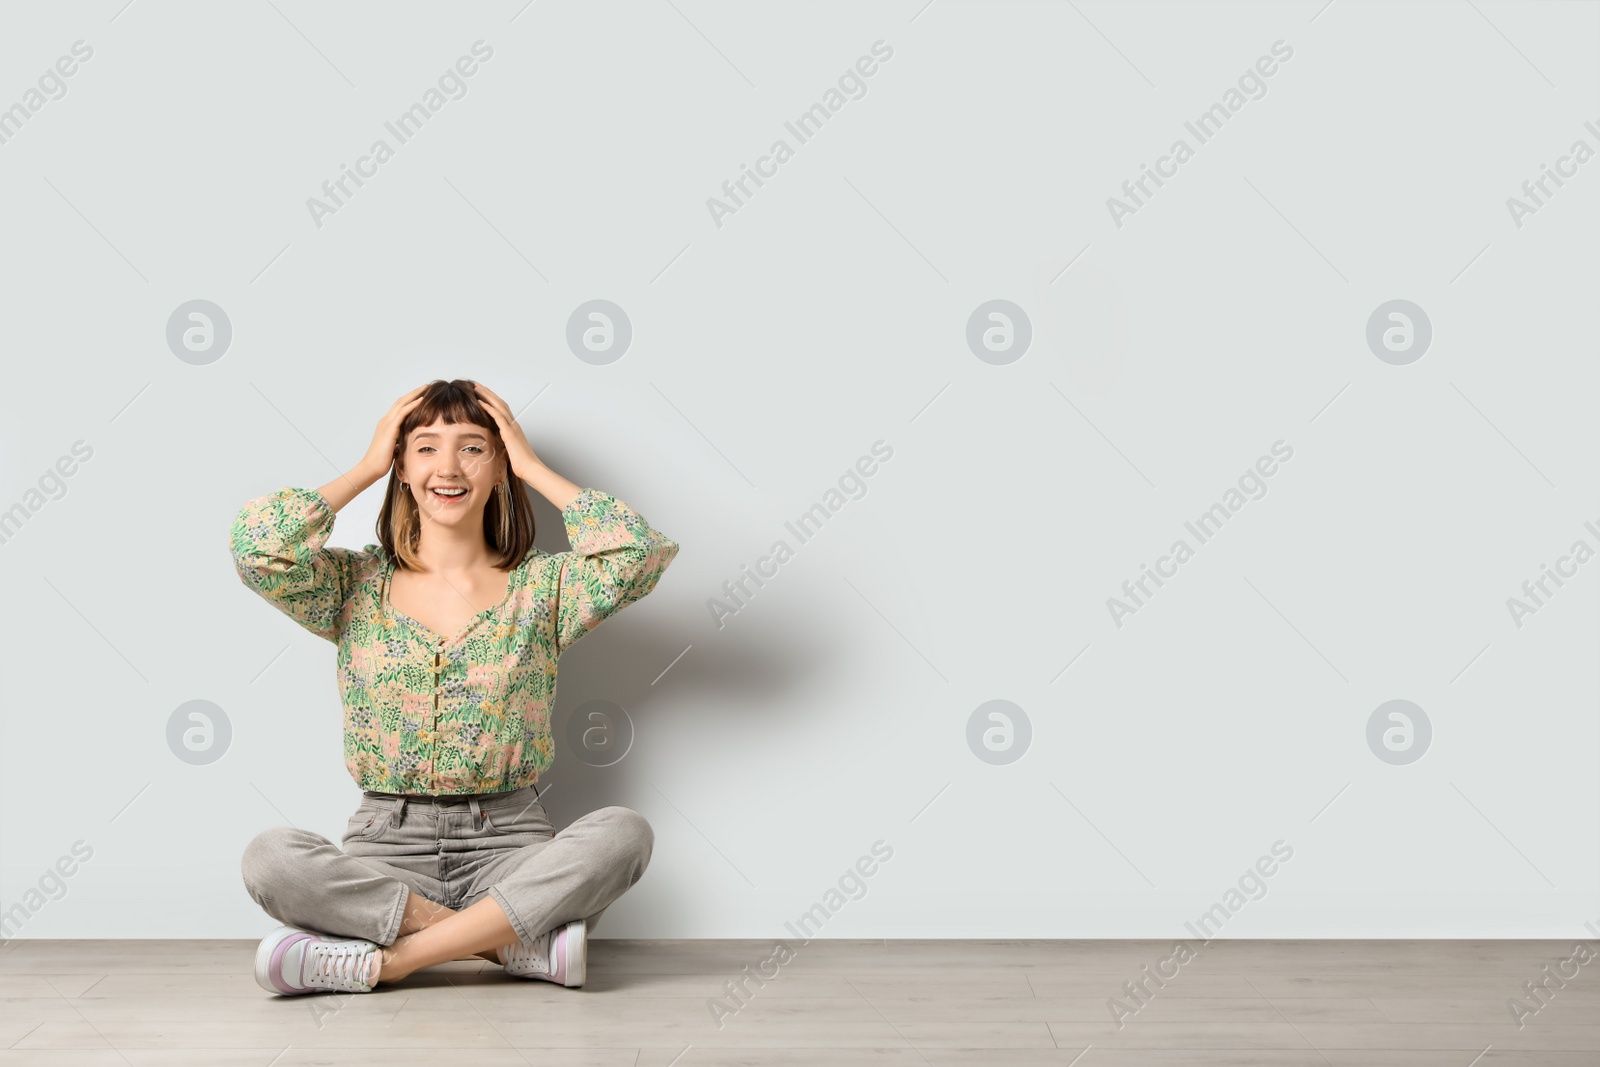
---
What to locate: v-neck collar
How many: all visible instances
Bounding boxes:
[381,552,531,646]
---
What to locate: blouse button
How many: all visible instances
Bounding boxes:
[434,686,444,694]
[435,642,446,653]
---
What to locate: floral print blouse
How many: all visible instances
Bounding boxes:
[229,485,679,796]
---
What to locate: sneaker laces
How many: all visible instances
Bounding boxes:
[502,931,551,974]
[307,941,375,990]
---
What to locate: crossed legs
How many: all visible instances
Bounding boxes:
[242,805,655,987]
[372,889,518,984]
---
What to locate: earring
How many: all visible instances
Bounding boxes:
[497,478,512,545]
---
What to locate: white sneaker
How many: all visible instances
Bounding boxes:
[496,918,585,987]
[255,925,379,995]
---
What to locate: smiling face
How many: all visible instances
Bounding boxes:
[397,418,504,526]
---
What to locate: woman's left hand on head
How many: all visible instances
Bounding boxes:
[471,382,545,483]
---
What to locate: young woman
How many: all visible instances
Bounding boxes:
[231,379,680,995]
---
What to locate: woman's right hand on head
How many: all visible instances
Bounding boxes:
[357,385,430,485]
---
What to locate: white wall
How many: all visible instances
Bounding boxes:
[0,0,1595,940]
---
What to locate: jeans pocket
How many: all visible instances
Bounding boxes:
[344,803,391,843]
[482,792,552,838]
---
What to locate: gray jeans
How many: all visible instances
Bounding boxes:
[240,785,653,947]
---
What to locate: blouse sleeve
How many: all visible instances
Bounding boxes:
[551,487,680,657]
[229,486,365,643]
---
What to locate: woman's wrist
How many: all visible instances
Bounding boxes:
[354,462,390,489]
[517,462,583,513]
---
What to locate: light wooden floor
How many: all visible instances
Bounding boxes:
[1,938,1597,1064]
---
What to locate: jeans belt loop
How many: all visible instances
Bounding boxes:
[468,796,483,823]
[391,795,405,827]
